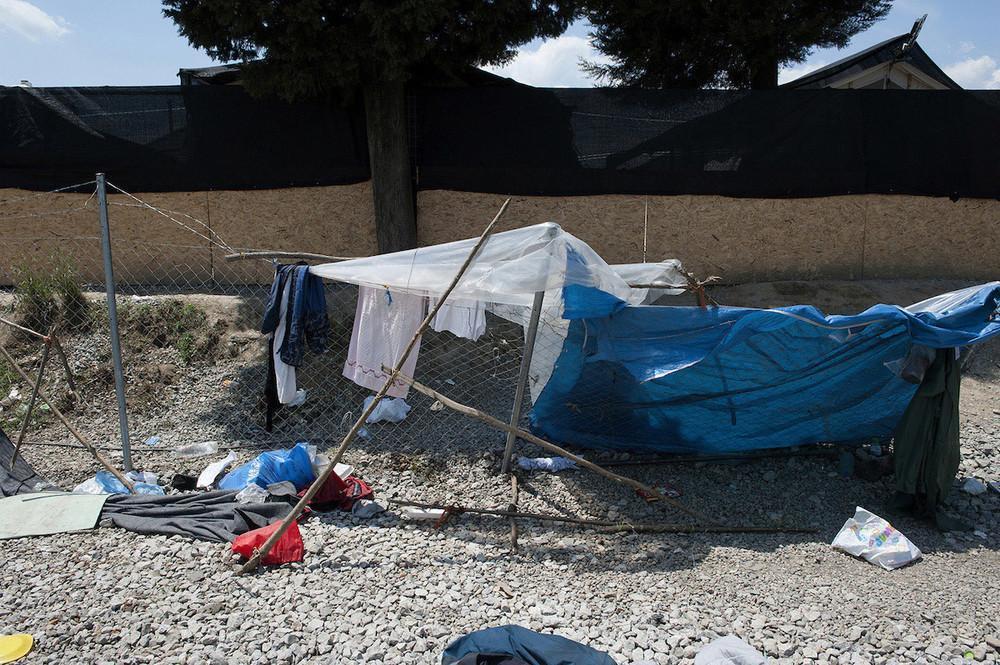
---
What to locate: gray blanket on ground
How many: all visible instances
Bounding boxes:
[101,490,294,543]
[0,426,58,497]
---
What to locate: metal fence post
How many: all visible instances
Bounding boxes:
[500,290,545,475]
[96,173,133,472]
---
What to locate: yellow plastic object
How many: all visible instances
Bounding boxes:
[0,634,33,664]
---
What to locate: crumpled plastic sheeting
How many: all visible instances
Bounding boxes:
[73,471,164,495]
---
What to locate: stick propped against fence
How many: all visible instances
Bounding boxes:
[237,198,512,575]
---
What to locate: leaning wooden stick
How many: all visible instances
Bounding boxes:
[389,499,815,534]
[0,345,134,492]
[10,331,53,470]
[390,370,713,524]
[238,198,512,574]
[50,334,79,403]
[223,250,358,263]
[0,316,47,341]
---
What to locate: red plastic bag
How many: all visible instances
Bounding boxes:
[301,474,374,511]
[231,519,304,565]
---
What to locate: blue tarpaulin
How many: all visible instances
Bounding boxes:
[530,282,1000,454]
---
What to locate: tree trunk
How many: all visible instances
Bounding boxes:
[363,81,417,253]
[750,53,780,89]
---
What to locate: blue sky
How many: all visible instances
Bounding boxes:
[2,0,998,89]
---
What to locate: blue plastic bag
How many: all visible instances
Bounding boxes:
[73,470,164,495]
[218,442,316,491]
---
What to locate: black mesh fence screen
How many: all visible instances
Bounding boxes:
[2,85,998,198]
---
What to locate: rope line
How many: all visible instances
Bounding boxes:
[0,180,96,205]
[104,180,236,253]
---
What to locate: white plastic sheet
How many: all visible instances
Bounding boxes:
[905,281,1000,314]
[197,451,238,489]
[311,223,646,306]
[831,506,922,570]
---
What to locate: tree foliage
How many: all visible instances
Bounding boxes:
[584,0,893,89]
[162,0,578,99]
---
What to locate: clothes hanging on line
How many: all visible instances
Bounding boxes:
[344,286,426,398]
[431,297,487,341]
[261,264,331,427]
[271,276,298,404]
[280,265,330,367]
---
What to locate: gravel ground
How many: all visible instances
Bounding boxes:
[1,282,998,664]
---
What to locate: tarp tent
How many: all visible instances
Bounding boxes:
[311,224,1000,454]
[311,223,687,401]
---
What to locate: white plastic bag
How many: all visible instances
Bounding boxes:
[516,456,577,472]
[235,484,270,504]
[363,396,411,423]
[197,452,237,489]
[831,506,921,570]
[695,636,766,665]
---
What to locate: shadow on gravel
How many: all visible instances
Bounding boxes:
[309,451,1000,575]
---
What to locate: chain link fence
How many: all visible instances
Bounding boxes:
[1,181,543,468]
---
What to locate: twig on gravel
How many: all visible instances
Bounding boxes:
[601,449,839,467]
[389,369,714,524]
[509,474,520,553]
[388,499,816,534]
[0,344,135,492]
[237,198,512,575]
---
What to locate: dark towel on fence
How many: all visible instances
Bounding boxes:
[0,426,58,497]
[893,348,962,514]
[101,490,294,543]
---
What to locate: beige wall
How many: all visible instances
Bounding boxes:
[1,184,996,286]
[419,191,999,282]
[0,183,377,286]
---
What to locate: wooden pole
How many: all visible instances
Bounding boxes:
[0,345,134,492]
[223,250,359,263]
[10,332,53,470]
[388,499,815,534]
[237,198,512,574]
[0,316,47,341]
[50,334,79,403]
[390,370,712,523]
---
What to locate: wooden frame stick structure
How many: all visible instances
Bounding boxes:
[0,345,134,491]
[0,318,79,402]
[238,198,512,574]
[9,329,53,470]
[389,499,815,534]
[389,370,712,524]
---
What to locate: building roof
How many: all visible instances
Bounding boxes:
[177,63,521,88]
[782,33,961,90]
